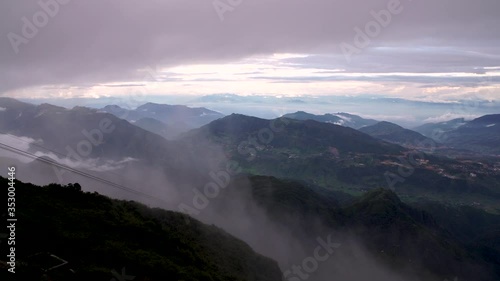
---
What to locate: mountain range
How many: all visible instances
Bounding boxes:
[359,121,436,148]
[282,111,379,129]
[283,110,500,155]
[415,114,500,154]
[186,116,500,223]
[0,98,175,162]
[100,102,224,139]
[1,97,500,281]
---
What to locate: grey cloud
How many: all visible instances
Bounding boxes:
[103,84,147,88]
[1,0,499,93]
[285,48,500,74]
[250,74,500,85]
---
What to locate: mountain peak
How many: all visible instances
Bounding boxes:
[36,103,68,113]
[374,121,403,129]
[347,188,405,222]
[360,121,432,147]
[283,111,378,129]
[0,98,35,110]
[103,104,123,110]
[470,114,500,124]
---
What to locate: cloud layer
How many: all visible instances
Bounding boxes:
[1,0,499,100]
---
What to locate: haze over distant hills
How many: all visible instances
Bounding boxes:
[359,121,435,148]
[0,98,176,161]
[277,109,500,156]
[100,102,224,139]
[182,113,403,155]
[1,97,500,281]
[415,114,500,155]
[19,94,500,127]
[3,0,500,279]
[282,111,378,129]
[413,118,468,138]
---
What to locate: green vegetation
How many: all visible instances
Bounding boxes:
[183,114,500,212]
[231,175,500,281]
[0,177,282,281]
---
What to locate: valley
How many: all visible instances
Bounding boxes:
[1,97,499,280]
[2,2,500,280]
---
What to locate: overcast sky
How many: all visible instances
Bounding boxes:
[1,0,499,101]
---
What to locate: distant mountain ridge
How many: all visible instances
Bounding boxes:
[282,111,379,129]
[0,98,175,162]
[413,118,467,139]
[1,98,499,281]
[181,113,500,209]
[102,102,223,125]
[183,113,403,155]
[133,117,185,140]
[101,102,224,138]
[415,114,500,154]
[359,121,435,148]
[443,114,500,154]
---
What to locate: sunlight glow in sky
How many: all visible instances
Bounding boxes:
[1,0,499,102]
[5,52,500,103]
